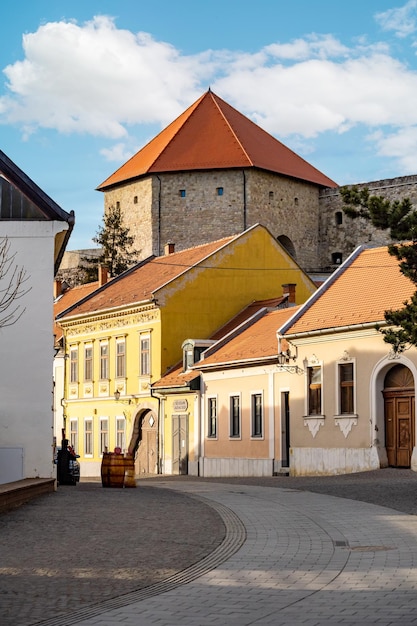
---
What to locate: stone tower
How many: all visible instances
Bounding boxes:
[97,90,337,272]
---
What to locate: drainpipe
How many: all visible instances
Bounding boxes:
[150,388,164,474]
[242,170,247,231]
[156,175,162,256]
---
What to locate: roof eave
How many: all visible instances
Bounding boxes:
[280,321,385,342]
[195,354,278,372]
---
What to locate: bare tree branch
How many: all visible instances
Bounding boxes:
[0,237,31,328]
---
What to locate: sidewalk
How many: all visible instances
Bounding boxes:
[2,470,417,625]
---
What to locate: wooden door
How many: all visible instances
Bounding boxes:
[383,365,415,468]
[172,414,188,475]
[132,411,158,476]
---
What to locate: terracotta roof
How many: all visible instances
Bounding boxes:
[56,235,236,319]
[152,363,199,390]
[98,90,337,190]
[199,306,299,367]
[282,246,415,336]
[153,301,298,387]
[54,281,101,342]
[210,297,287,341]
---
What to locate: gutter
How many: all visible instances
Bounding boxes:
[279,320,385,342]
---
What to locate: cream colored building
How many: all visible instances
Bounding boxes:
[279,245,417,475]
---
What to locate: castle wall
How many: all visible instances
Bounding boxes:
[101,168,322,269]
[98,171,417,277]
[103,177,155,260]
[319,175,417,270]
[246,170,320,270]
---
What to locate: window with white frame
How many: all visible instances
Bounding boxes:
[208,397,217,438]
[140,335,150,376]
[69,419,78,452]
[307,365,322,415]
[84,418,93,456]
[230,395,240,438]
[100,342,109,380]
[70,346,78,383]
[100,418,109,455]
[116,338,126,378]
[251,393,263,437]
[84,344,93,381]
[338,361,355,414]
[116,417,126,451]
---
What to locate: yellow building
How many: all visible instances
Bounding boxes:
[56,224,316,477]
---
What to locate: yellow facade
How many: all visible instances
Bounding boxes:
[57,225,316,477]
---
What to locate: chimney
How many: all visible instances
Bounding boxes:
[54,280,62,299]
[282,283,296,305]
[164,242,175,255]
[99,265,108,287]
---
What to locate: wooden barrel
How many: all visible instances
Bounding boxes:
[108,453,126,488]
[101,452,111,488]
[124,455,136,488]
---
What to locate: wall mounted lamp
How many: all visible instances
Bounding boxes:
[114,390,138,404]
[277,337,304,374]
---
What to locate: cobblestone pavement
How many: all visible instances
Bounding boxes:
[2,468,417,625]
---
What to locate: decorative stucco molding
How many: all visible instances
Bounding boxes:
[303,416,325,437]
[334,416,358,438]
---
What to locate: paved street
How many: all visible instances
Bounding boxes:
[2,469,417,625]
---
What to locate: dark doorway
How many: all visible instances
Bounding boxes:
[281,391,290,468]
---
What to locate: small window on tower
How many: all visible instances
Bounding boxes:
[216,187,224,196]
[116,201,120,209]
[180,189,186,198]
[269,191,274,202]
[335,211,343,225]
[294,197,299,206]
[133,196,138,204]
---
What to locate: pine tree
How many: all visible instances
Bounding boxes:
[81,205,139,281]
[341,186,417,353]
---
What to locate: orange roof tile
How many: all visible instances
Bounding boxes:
[54,281,101,341]
[57,235,236,320]
[153,302,298,387]
[98,90,337,190]
[282,246,415,336]
[198,306,299,368]
[152,363,199,389]
[210,297,287,341]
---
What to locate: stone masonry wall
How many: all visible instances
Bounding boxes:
[101,168,322,269]
[103,177,155,260]
[246,169,320,270]
[319,174,417,270]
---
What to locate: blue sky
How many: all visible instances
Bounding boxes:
[2,0,417,249]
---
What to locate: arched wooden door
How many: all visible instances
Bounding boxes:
[129,409,158,476]
[383,365,415,468]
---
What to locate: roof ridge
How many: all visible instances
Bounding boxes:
[278,244,366,337]
[199,307,270,363]
[210,92,253,166]
[155,232,236,259]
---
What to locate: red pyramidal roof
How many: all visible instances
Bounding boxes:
[98,90,337,190]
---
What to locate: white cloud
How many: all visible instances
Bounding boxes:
[3,14,417,175]
[372,127,417,172]
[375,0,417,38]
[264,34,349,61]
[100,142,137,163]
[0,16,205,137]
